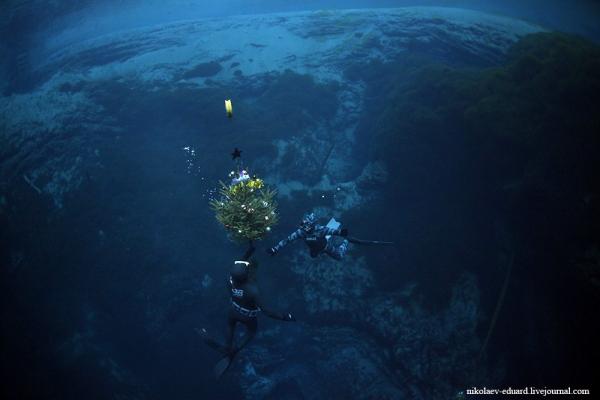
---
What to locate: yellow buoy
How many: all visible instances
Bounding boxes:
[224,99,233,118]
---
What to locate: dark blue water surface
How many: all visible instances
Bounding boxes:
[1,1,599,399]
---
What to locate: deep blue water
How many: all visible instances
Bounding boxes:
[1,1,600,399]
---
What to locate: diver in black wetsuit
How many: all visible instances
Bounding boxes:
[226,246,296,353]
[200,244,295,377]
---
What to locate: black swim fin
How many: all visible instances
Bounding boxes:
[196,328,228,354]
[214,355,233,379]
[348,237,394,246]
[197,328,237,378]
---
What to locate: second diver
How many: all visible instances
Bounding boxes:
[200,244,295,378]
[267,212,349,260]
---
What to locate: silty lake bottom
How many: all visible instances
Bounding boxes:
[1,4,599,400]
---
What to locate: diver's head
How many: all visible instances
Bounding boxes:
[300,212,316,232]
[230,260,249,284]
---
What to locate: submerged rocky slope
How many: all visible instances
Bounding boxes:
[7,7,589,400]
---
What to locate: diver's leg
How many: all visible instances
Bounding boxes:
[225,310,238,353]
[325,239,348,260]
[233,317,258,355]
[197,328,228,354]
[338,239,349,259]
[323,240,340,260]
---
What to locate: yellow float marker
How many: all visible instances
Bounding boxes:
[224,99,233,118]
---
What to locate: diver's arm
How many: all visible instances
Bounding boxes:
[259,303,295,321]
[272,229,304,252]
[241,242,256,261]
[255,291,295,321]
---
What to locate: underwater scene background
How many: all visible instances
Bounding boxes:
[1,1,599,399]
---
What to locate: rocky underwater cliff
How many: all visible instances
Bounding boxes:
[1,7,599,399]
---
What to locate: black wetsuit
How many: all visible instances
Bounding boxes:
[227,246,291,355]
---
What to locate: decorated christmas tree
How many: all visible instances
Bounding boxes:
[210,169,279,242]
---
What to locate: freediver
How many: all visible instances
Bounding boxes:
[199,243,295,378]
[267,212,350,260]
